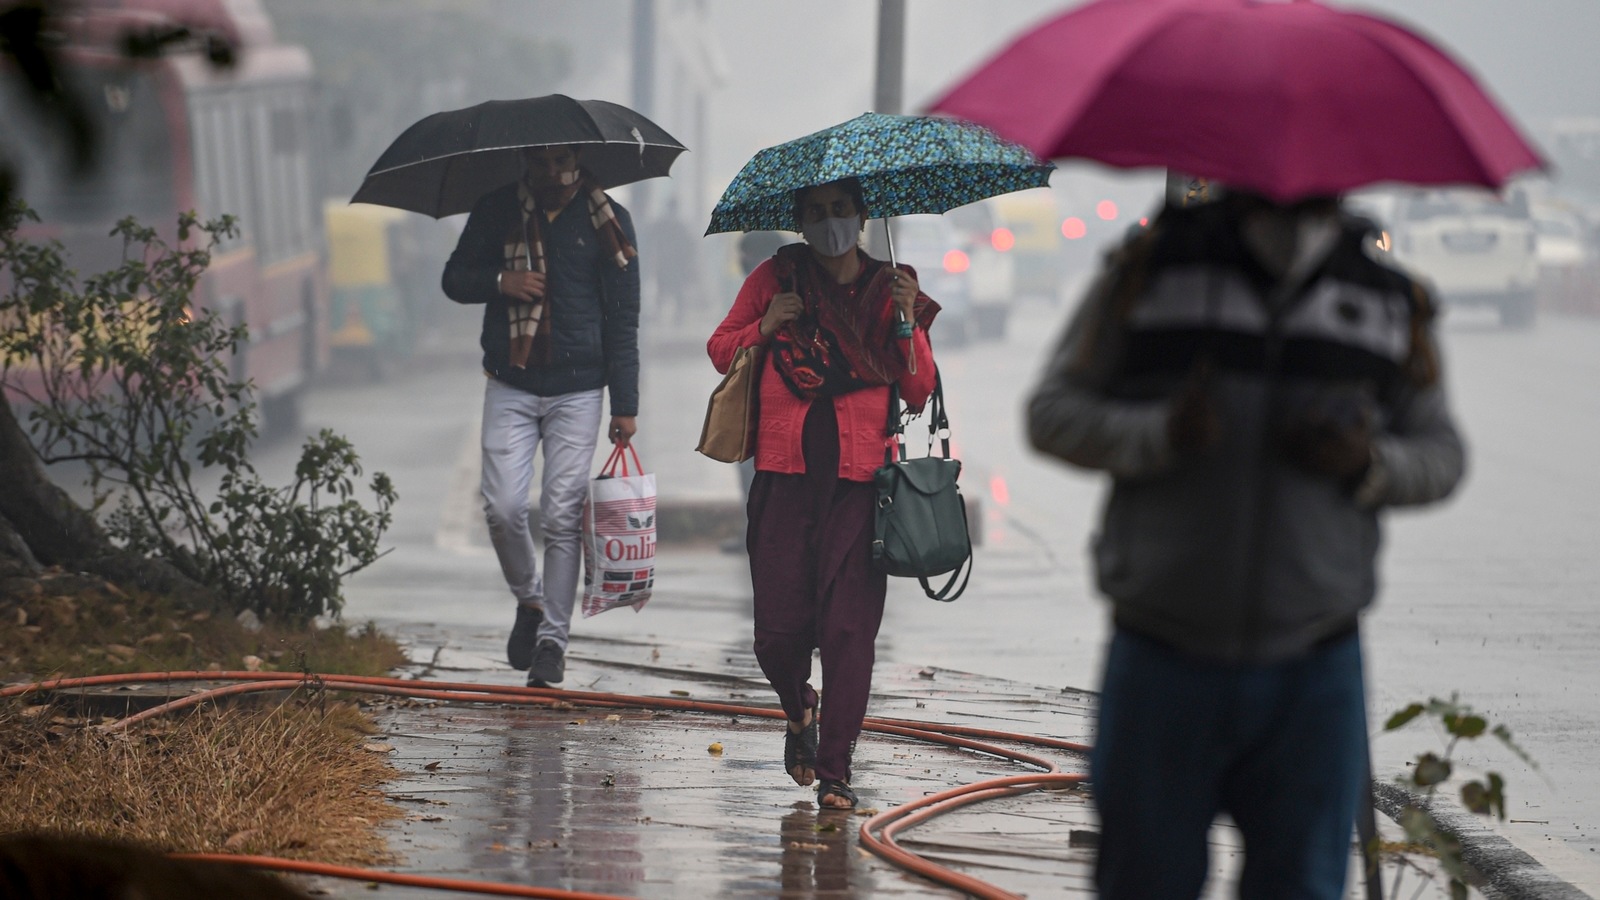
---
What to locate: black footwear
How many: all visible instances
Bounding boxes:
[507,604,543,671]
[527,640,565,687]
[817,778,858,810]
[783,710,819,786]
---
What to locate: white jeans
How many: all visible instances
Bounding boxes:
[480,378,603,650]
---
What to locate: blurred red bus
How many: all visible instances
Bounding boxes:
[1,0,326,431]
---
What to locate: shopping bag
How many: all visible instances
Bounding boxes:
[581,444,656,617]
[696,344,761,462]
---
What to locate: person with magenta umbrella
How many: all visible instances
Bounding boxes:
[931,0,1542,895]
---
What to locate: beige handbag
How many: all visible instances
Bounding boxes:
[696,344,762,463]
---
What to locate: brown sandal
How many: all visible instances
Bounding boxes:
[817,778,857,810]
[783,712,818,785]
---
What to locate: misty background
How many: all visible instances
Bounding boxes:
[262,0,1600,304]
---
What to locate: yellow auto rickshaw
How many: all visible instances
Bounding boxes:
[323,201,413,378]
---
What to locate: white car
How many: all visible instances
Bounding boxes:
[1389,189,1539,327]
[1531,203,1597,313]
[1532,205,1591,269]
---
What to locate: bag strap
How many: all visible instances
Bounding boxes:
[916,493,972,602]
[920,554,971,602]
[929,370,951,459]
[600,443,644,478]
[884,368,950,466]
[884,382,903,466]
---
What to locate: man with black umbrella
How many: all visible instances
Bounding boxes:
[442,144,641,688]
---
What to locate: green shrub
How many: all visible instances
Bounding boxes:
[1,203,395,623]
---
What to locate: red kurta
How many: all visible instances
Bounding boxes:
[706,254,937,482]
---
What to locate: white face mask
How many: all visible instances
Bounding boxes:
[802,216,861,258]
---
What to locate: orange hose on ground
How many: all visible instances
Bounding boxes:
[172,853,637,899]
[6,670,1092,898]
[860,773,1090,900]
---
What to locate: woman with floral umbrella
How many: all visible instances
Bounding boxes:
[706,176,938,811]
[705,114,1046,810]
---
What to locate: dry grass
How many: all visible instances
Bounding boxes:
[0,693,404,865]
[0,571,414,866]
[0,571,409,680]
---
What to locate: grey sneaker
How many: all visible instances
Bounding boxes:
[527,640,565,687]
[507,604,543,671]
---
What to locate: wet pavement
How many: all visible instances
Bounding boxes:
[315,536,1105,900]
[305,624,1098,898]
[247,298,1599,898]
[301,550,1448,900]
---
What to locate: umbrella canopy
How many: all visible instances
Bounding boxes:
[928,0,1543,201]
[351,95,687,218]
[706,113,1053,234]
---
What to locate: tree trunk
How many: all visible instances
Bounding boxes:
[0,392,109,564]
[0,393,213,608]
[0,508,42,578]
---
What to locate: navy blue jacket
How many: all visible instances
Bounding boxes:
[442,183,641,416]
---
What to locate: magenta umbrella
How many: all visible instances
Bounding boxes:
[928,0,1543,200]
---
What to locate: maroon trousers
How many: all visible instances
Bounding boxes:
[747,400,887,784]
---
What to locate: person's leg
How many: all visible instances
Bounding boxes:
[812,480,886,792]
[748,469,824,784]
[533,388,605,653]
[748,470,821,724]
[1224,632,1367,900]
[480,378,544,609]
[1092,628,1229,900]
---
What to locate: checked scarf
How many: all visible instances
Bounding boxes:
[504,178,636,369]
[769,242,939,399]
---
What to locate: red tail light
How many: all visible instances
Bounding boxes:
[943,249,971,273]
[990,474,1010,506]
[990,227,1015,252]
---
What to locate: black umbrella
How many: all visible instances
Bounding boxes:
[351,94,688,218]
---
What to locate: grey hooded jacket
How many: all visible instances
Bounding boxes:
[1027,200,1466,665]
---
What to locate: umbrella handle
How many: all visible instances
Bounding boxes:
[881,217,916,375]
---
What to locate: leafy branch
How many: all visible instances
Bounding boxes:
[1381,694,1536,899]
[1,202,395,623]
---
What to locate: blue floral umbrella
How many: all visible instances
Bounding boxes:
[706,113,1053,236]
